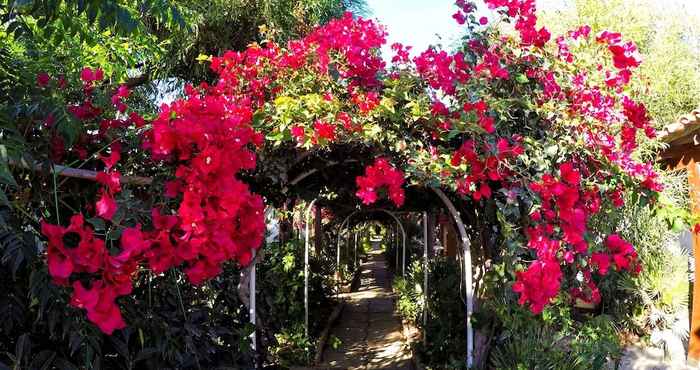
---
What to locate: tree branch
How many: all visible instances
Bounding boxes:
[11,159,153,185]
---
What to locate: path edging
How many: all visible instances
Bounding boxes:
[399,317,426,370]
[312,302,345,365]
[313,268,362,365]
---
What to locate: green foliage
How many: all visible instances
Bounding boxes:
[604,170,690,340]
[540,0,700,124]
[1,0,186,39]
[490,315,621,370]
[157,0,368,82]
[258,238,336,365]
[269,325,314,366]
[393,268,421,323]
[393,258,468,369]
[0,204,257,369]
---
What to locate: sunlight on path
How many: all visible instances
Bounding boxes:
[319,249,413,370]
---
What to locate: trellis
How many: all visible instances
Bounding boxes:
[241,185,475,367]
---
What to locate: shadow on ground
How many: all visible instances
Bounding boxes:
[318,250,413,370]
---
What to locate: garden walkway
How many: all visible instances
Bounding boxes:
[318,249,413,370]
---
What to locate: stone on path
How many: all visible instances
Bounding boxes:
[319,250,413,370]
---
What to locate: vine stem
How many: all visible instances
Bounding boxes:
[52,170,60,224]
[171,270,188,321]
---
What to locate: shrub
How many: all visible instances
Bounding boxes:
[258,239,336,365]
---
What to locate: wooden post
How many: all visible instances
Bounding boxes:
[688,160,700,364]
[314,205,323,255]
[422,211,429,345]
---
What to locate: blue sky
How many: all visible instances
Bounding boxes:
[365,0,465,59]
[365,0,700,60]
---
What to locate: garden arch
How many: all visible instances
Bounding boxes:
[267,159,477,366]
[21,3,666,369]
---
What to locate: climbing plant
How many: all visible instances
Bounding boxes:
[2,3,687,366]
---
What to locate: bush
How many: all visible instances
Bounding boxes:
[257,238,336,365]
[603,169,690,343]
[489,315,620,370]
[0,205,255,369]
[393,258,468,369]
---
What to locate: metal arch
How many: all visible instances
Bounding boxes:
[431,187,473,369]
[303,199,318,338]
[336,209,407,276]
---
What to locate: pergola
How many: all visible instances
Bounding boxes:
[237,147,478,367]
[657,107,700,364]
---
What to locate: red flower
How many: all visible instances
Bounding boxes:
[604,234,638,272]
[71,281,126,335]
[559,162,580,185]
[591,252,611,275]
[313,120,336,142]
[512,259,562,314]
[36,72,50,87]
[693,224,700,234]
[355,158,405,207]
[96,192,118,220]
[291,125,305,141]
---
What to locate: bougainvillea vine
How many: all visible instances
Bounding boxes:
[39,0,664,332]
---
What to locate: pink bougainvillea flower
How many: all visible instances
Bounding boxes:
[559,162,580,185]
[291,125,305,141]
[512,259,562,314]
[100,142,122,170]
[452,11,466,25]
[110,85,130,112]
[591,252,611,275]
[36,72,50,87]
[313,120,336,142]
[356,158,405,207]
[79,67,92,82]
[605,234,638,272]
[96,192,118,220]
[71,281,126,335]
[96,171,121,194]
[41,214,105,282]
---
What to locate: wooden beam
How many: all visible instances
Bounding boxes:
[660,143,700,161]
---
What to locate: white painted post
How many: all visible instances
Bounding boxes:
[336,229,341,275]
[422,211,428,345]
[402,223,406,276]
[304,199,317,338]
[431,188,473,368]
[249,249,256,351]
[394,226,399,270]
[354,230,358,267]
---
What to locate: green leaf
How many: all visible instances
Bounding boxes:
[86,217,106,231]
[380,97,396,114]
[671,217,687,233]
[0,189,9,206]
[0,150,17,187]
[515,73,529,84]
